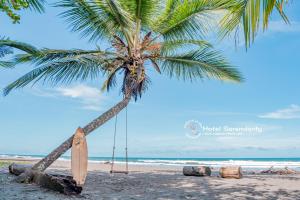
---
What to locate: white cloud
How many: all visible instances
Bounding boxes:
[56,85,101,99]
[55,85,106,111]
[268,21,300,33]
[31,84,106,111]
[259,104,300,119]
[187,110,253,116]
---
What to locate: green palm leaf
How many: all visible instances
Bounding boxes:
[13,49,115,66]
[160,39,212,53]
[157,47,243,82]
[220,0,289,48]
[0,46,13,67]
[1,39,118,95]
[101,65,124,92]
[0,46,13,57]
[27,0,45,13]
[0,39,20,68]
[0,39,38,54]
[3,57,108,95]
[0,38,117,67]
[153,0,235,40]
[119,0,159,26]
[0,61,14,68]
[57,0,133,41]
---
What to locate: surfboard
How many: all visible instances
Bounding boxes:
[71,127,88,186]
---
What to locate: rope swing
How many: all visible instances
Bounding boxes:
[110,106,129,174]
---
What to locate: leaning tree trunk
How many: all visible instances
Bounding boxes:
[31,95,131,172]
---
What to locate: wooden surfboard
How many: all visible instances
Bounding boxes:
[71,127,88,186]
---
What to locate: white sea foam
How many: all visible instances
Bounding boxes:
[1,155,300,169]
[135,159,300,169]
[0,154,42,159]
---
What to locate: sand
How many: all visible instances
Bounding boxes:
[1,158,300,200]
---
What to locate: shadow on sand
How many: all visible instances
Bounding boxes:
[1,169,300,199]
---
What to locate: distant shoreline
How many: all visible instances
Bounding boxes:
[1,154,300,170]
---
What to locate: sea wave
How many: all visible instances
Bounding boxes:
[135,159,300,169]
[0,154,43,159]
[1,154,300,169]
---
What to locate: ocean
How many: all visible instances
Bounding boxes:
[1,154,300,170]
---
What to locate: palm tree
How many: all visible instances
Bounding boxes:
[0,0,289,174]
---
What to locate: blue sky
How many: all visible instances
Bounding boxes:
[0,2,300,158]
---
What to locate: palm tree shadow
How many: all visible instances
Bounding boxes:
[79,171,300,199]
[3,168,300,199]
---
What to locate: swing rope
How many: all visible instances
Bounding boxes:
[125,106,128,173]
[110,114,117,173]
[110,106,128,174]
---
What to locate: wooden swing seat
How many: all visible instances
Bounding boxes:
[110,170,129,174]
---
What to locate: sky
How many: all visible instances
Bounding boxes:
[0,2,300,158]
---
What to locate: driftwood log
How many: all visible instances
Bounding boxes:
[260,166,297,175]
[9,163,82,195]
[219,166,242,179]
[183,166,211,176]
[8,163,32,176]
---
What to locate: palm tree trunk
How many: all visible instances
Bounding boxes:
[31,95,131,172]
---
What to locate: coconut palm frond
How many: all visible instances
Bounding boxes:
[157,47,243,82]
[27,0,45,13]
[135,75,151,99]
[0,39,38,54]
[119,0,160,26]
[160,39,212,53]
[0,40,15,68]
[4,47,117,71]
[153,0,234,40]
[152,0,183,31]
[0,46,13,58]
[57,0,133,41]
[13,49,116,65]
[149,58,161,74]
[3,57,109,96]
[101,65,125,92]
[0,61,14,68]
[220,0,289,48]
[2,39,119,95]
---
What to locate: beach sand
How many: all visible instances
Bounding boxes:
[1,158,300,199]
